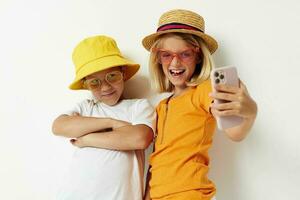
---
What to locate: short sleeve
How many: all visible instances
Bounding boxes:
[131,99,156,133]
[61,100,90,116]
[193,79,214,113]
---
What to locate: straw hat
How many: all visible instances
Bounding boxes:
[69,35,140,90]
[142,9,218,53]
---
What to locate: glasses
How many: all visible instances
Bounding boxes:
[83,71,123,90]
[152,47,199,65]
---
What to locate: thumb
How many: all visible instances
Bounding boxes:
[70,138,77,145]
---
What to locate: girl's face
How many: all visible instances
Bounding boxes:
[84,67,124,106]
[158,36,199,91]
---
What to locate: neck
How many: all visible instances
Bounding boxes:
[173,85,189,97]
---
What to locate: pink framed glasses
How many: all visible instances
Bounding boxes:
[152,47,200,65]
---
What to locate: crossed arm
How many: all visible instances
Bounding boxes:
[52,114,153,150]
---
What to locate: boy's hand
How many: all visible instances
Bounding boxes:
[111,119,131,129]
[70,137,86,148]
[72,112,80,116]
[70,138,81,147]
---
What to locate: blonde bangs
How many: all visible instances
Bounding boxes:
[149,38,174,92]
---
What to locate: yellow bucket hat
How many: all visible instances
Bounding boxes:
[69,35,140,90]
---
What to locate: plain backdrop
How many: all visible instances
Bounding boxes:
[1,0,300,199]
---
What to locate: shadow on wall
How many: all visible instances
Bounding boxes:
[123,75,152,99]
[123,74,171,107]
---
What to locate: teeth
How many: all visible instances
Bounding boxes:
[169,69,185,75]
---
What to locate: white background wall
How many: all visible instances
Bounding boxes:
[1,0,299,199]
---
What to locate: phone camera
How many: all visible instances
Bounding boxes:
[215,79,220,84]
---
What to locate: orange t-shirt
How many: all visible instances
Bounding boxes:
[149,80,216,200]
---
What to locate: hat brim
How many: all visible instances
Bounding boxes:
[69,55,140,90]
[142,29,218,54]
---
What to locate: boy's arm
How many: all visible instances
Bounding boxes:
[52,114,130,138]
[70,124,154,150]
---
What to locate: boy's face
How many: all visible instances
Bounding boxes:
[84,67,125,106]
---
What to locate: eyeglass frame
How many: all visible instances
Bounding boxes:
[82,70,124,90]
[151,47,200,65]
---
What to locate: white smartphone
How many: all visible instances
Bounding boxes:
[210,66,243,130]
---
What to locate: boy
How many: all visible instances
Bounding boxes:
[52,35,155,200]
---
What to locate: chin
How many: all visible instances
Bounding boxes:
[104,95,123,106]
[102,99,119,106]
[170,80,187,88]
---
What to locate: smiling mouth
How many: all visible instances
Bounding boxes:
[101,91,115,97]
[169,69,185,76]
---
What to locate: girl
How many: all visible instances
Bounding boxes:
[142,9,257,200]
[52,35,155,200]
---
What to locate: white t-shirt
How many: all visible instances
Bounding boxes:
[56,98,155,200]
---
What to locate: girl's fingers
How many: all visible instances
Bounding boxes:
[210,92,239,102]
[214,83,240,94]
[211,108,240,117]
[211,101,241,111]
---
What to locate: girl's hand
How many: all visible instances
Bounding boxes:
[209,80,257,119]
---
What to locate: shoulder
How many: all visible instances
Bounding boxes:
[75,98,98,114]
[79,99,96,108]
[132,98,154,109]
[193,79,214,112]
[118,98,153,110]
[196,79,212,91]
[193,79,213,98]
[61,98,95,116]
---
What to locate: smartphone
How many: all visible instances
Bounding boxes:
[210,66,243,130]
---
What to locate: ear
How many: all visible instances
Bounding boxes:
[81,78,87,89]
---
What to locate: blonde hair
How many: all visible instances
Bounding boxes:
[149,33,215,92]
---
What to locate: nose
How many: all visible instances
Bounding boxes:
[100,79,112,91]
[170,55,180,66]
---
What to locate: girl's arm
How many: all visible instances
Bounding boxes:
[210,80,257,141]
[70,124,154,150]
[52,113,130,138]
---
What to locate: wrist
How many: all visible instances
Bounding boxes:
[246,103,258,120]
[81,133,94,147]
